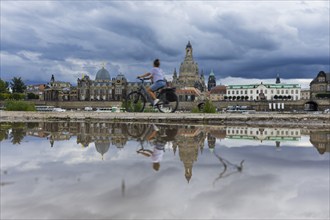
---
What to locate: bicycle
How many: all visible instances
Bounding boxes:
[124,78,179,113]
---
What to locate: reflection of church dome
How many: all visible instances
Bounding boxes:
[95,142,110,157]
[95,67,110,80]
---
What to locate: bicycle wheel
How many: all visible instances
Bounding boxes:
[157,90,179,113]
[125,91,146,112]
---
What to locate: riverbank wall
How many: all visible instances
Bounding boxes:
[1,111,329,128]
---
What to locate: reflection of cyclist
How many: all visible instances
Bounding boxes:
[137,124,166,171]
[137,59,166,106]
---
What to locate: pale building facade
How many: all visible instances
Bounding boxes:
[225,83,301,101]
[301,89,310,100]
[209,85,226,101]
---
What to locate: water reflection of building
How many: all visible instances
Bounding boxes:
[207,133,216,152]
[226,127,301,147]
[172,126,206,182]
[310,131,330,154]
[207,127,227,151]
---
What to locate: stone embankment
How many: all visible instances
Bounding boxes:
[0,111,329,128]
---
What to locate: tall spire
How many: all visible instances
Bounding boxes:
[276,73,281,84]
[186,41,192,48]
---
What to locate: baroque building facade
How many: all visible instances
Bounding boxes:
[77,67,128,101]
[172,41,207,92]
[310,71,330,99]
[44,75,78,101]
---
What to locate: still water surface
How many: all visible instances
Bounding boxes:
[0,122,329,219]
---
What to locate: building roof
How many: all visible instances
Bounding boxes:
[95,67,111,80]
[176,87,201,96]
[311,71,330,84]
[209,69,215,77]
[210,85,226,94]
[227,83,301,89]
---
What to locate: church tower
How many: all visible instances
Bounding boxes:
[174,41,206,92]
[276,73,281,84]
[208,69,216,91]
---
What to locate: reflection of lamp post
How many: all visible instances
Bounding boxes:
[212,149,245,186]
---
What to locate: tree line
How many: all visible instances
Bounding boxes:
[0,77,39,100]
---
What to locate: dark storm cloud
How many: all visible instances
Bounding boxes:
[0,1,329,84]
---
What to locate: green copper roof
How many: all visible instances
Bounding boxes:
[227,83,301,89]
[95,67,110,80]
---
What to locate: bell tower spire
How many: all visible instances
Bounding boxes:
[185,41,193,59]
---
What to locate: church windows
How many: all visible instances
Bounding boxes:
[295,90,298,94]
[240,91,243,94]
[281,90,284,94]
[250,90,253,94]
[286,90,288,94]
[256,90,259,94]
[245,90,247,94]
[319,77,325,82]
[291,90,294,94]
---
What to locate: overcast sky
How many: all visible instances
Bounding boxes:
[1,1,329,88]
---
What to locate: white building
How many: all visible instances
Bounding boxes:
[226,127,301,142]
[225,82,301,101]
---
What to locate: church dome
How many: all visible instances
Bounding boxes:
[209,69,215,77]
[95,67,110,80]
[186,41,192,48]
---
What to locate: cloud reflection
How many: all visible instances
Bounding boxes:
[0,122,329,219]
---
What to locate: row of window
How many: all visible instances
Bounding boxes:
[227,130,300,136]
[227,89,300,95]
[80,89,123,94]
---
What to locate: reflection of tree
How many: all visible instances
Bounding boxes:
[0,124,10,141]
[213,150,244,186]
[10,123,26,144]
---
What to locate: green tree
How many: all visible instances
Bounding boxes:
[192,100,216,113]
[27,93,39,99]
[0,78,9,93]
[10,77,26,93]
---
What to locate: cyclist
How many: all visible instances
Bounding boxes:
[137,59,166,106]
[136,124,165,171]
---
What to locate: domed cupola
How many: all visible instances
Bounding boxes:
[186,41,192,49]
[95,67,110,80]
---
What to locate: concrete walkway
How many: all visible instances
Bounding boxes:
[1,111,329,127]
